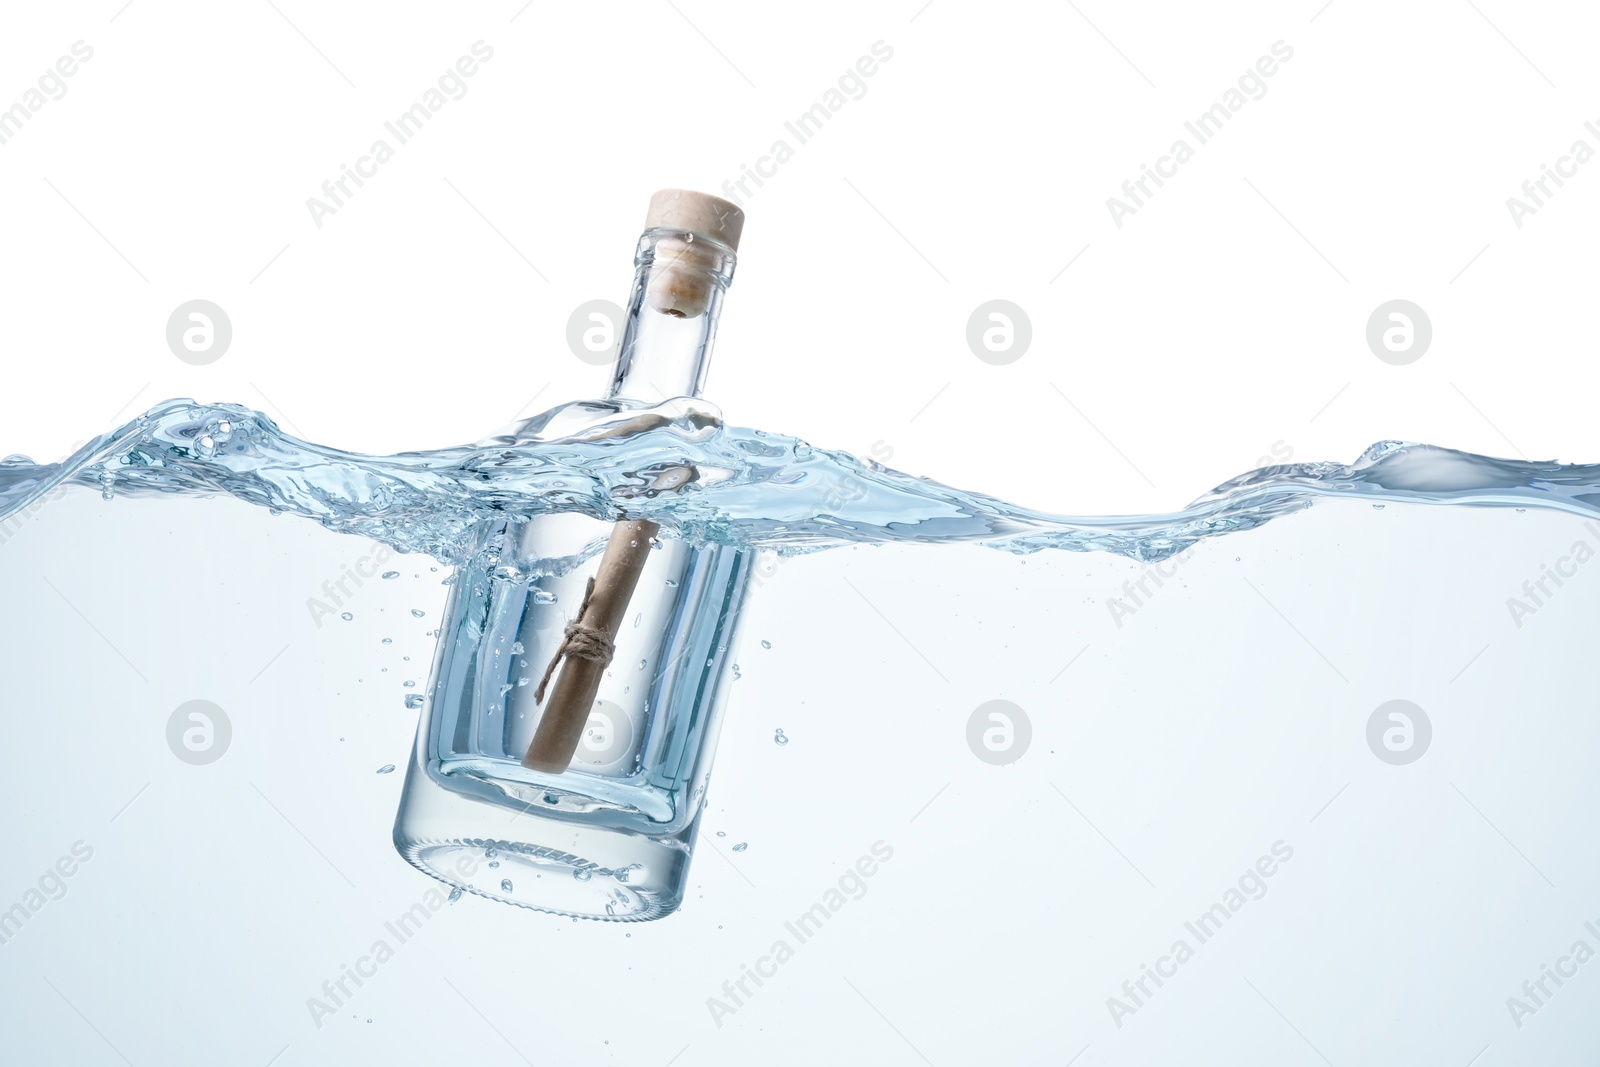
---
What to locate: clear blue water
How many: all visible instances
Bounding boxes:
[6,397,1600,1063]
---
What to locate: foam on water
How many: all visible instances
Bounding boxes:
[3,396,1599,564]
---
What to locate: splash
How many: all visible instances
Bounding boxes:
[3,396,1598,565]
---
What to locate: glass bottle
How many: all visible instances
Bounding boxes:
[393,191,752,920]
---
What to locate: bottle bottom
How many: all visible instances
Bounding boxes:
[393,759,697,922]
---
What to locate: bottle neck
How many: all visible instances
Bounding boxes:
[607,228,736,402]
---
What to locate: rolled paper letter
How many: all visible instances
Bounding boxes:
[524,520,659,773]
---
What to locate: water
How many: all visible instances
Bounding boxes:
[5,396,1600,1063]
[10,396,1600,565]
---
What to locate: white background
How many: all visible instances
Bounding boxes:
[4,1,1596,515]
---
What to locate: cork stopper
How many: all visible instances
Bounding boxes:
[643,189,741,319]
[645,189,744,251]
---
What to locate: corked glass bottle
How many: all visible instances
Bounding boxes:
[393,190,753,920]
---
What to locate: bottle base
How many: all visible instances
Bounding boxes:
[393,757,697,922]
